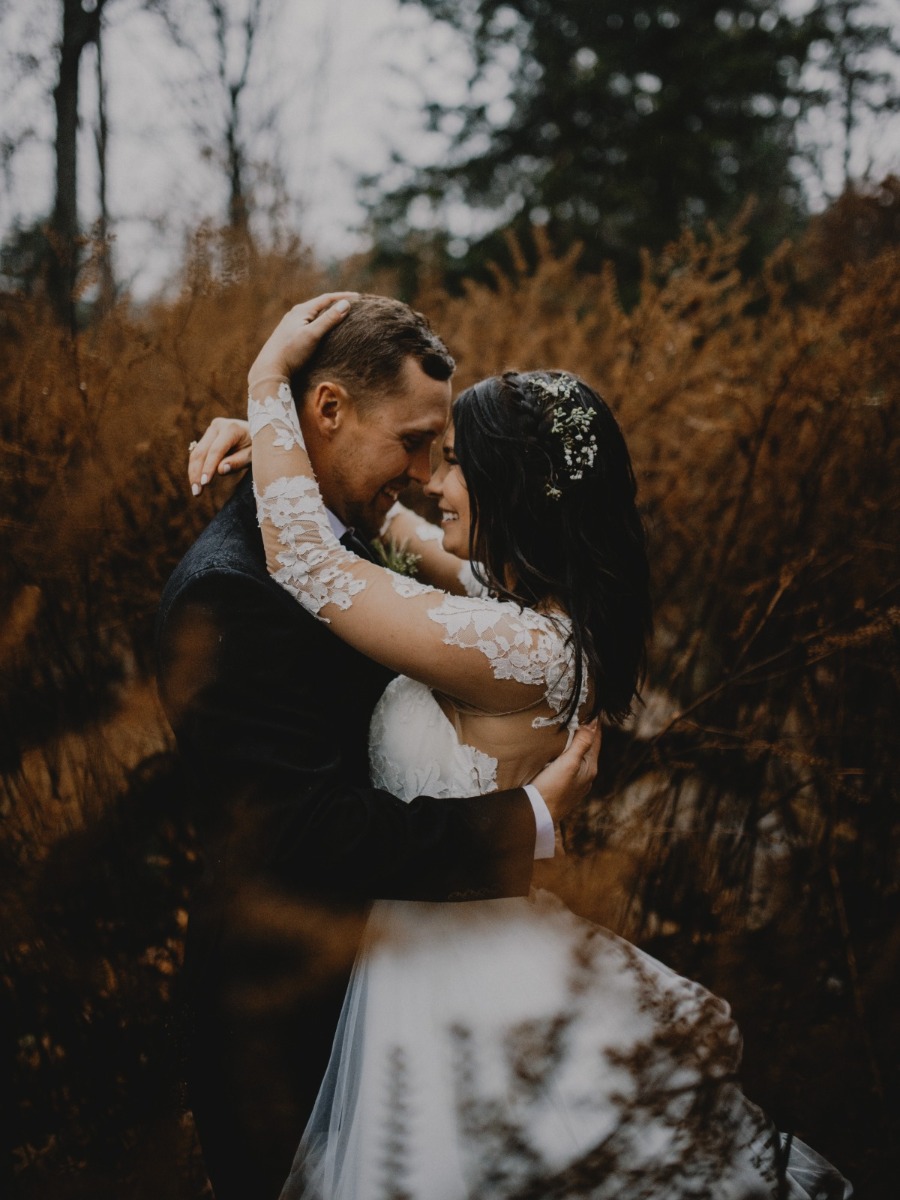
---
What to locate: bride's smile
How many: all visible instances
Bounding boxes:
[425,423,471,558]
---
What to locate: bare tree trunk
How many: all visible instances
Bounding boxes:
[151,0,275,255]
[834,1,855,190]
[94,17,116,310]
[49,0,104,328]
[209,0,264,244]
[842,68,855,190]
[226,84,249,238]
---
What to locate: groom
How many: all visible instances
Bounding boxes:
[156,293,599,1200]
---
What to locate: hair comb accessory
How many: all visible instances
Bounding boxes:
[526,374,599,498]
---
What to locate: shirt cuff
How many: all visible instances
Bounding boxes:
[524,784,556,859]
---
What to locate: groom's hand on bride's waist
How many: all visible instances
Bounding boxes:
[529,721,601,829]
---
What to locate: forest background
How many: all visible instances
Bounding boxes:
[1,1,899,1197]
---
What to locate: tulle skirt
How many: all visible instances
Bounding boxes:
[281,891,851,1200]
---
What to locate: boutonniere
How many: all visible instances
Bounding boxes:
[373,538,422,578]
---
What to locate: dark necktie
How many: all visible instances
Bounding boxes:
[340,528,376,563]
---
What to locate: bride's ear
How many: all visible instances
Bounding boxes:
[306,379,351,439]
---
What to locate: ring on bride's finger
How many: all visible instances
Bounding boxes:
[189,440,198,451]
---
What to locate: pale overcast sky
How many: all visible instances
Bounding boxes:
[1,0,898,298]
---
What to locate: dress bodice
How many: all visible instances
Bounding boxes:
[369,676,498,800]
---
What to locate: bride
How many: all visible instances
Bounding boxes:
[196,298,850,1199]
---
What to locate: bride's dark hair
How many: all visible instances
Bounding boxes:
[452,370,651,725]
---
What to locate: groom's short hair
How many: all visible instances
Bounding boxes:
[290,294,455,409]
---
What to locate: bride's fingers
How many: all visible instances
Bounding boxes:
[306,296,353,336]
[570,720,600,760]
[298,291,359,322]
[189,417,251,494]
[250,294,357,381]
[218,443,252,474]
[294,295,358,348]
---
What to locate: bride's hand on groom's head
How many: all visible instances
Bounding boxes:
[530,720,602,825]
[189,293,358,495]
[248,291,359,385]
[188,417,252,496]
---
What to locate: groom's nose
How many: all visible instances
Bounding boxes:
[407,443,433,485]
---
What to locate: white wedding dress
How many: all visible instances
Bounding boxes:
[244,379,851,1200]
[280,675,851,1200]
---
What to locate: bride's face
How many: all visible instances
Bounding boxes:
[425,423,471,558]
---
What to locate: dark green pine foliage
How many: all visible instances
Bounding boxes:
[365,1,828,295]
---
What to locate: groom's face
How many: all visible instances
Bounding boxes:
[325,357,451,538]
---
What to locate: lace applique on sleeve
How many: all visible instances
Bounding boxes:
[457,561,489,598]
[254,474,367,620]
[388,573,439,599]
[427,595,583,726]
[534,642,589,730]
[247,380,306,452]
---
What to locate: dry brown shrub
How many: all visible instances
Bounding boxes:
[0,236,366,1193]
[422,225,898,875]
[0,239,345,855]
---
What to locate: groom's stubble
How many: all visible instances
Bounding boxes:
[289,294,455,537]
[300,357,451,540]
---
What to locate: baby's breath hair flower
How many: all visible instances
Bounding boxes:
[525,373,600,499]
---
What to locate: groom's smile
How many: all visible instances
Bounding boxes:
[314,357,451,539]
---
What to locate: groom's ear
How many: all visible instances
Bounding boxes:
[306,379,352,439]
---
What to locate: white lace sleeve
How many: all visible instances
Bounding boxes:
[427,596,586,728]
[248,380,307,452]
[414,520,444,543]
[376,502,473,595]
[457,561,489,598]
[249,379,586,721]
[249,379,368,621]
[254,476,368,617]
